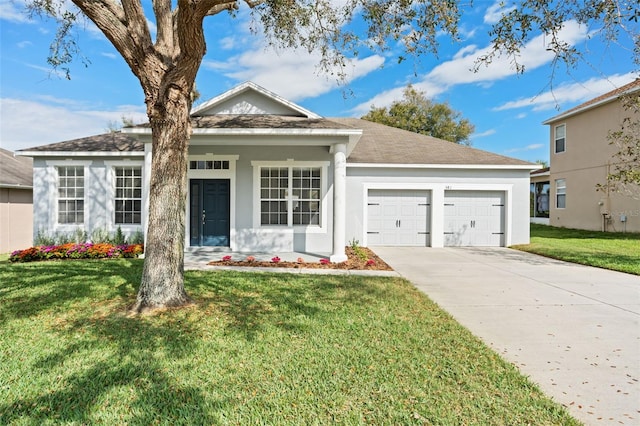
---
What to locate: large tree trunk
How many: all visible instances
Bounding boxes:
[130,84,194,313]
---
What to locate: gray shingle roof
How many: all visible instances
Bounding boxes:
[131,114,353,130]
[21,132,143,152]
[333,118,533,166]
[19,117,532,167]
[0,148,33,187]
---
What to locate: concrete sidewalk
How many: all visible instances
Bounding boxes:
[374,247,640,426]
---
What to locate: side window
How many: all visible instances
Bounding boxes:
[555,179,566,209]
[554,124,566,153]
[114,166,142,224]
[57,166,84,224]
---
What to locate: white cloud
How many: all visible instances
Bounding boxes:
[17,40,32,48]
[351,20,590,115]
[0,97,147,152]
[101,52,117,59]
[0,0,31,23]
[205,45,385,102]
[484,1,516,24]
[472,129,496,138]
[504,143,545,153]
[494,72,640,111]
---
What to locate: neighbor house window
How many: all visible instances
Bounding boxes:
[259,166,322,226]
[555,179,566,209]
[57,166,84,224]
[554,124,566,153]
[115,166,142,224]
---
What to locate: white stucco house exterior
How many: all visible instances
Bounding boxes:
[19,82,537,260]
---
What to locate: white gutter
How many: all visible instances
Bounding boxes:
[346,163,540,170]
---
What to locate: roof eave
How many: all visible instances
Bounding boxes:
[0,183,33,190]
[17,151,144,157]
[543,84,640,125]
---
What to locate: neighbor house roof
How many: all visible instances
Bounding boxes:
[543,78,640,124]
[0,148,33,188]
[333,118,533,166]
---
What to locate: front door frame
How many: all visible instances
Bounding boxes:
[190,179,231,247]
[184,154,238,250]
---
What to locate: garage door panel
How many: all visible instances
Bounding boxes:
[367,190,430,246]
[444,191,505,247]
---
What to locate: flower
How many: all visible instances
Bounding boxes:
[297,257,305,263]
[366,259,376,266]
[246,256,256,262]
[271,256,281,263]
[222,255,232,261]
[319,258,330,265]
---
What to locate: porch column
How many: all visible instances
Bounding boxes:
[142,141,152,246]
[331,143,348,262]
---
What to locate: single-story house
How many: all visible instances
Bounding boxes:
[0,148,33,253]
[19,82,537,260]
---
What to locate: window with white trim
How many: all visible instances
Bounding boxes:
[554,124,566,153]
[555,178,566,209]
[259,166,322,226]
[57,166,84,224]
[114,166,142,224]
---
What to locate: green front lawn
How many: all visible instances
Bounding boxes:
[513,224,640,275]
[0,259,578,425]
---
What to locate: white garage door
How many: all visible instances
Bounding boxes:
[444,191,505,246]
[367,190,430,246]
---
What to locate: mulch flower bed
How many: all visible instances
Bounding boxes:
[207,246,393,271]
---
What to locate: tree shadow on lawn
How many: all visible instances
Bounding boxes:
[0,259,142,324]
[186,270,402,341]
[0,269,402,424]
[0,308,219,425]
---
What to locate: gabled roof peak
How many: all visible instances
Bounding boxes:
[191,81,322,119]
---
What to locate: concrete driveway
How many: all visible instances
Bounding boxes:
[374,247,640,426]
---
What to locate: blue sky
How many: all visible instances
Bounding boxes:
[1,0,637,162]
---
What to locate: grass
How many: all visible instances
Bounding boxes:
[0,259,579,425]
[512,224,640,275]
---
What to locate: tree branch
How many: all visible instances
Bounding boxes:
[153,0,174,56]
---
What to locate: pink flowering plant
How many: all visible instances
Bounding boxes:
[366,259,376,266]
[222,255,232,261]
[271,256,281,263]
[9,243,144,263]
[245,255,256,262]
[319,258,331,265]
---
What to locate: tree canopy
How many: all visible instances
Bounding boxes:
[24,0,640,312]
[362,85,475,145]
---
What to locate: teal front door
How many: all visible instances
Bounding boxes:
[190,179,230,247]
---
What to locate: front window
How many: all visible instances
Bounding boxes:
[554,124,566,153]
[115,166,142,224]
[259,166,322,226]
[555,179,566,209]
[57,166,84,224]
[260,167,289,225]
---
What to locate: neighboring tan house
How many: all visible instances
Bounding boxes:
[0,148,33,253]
[543,79,640,233]
[18,82,537,259]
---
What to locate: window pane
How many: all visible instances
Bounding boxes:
[114,166,142,224]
